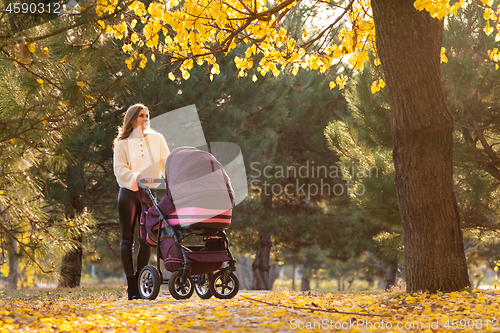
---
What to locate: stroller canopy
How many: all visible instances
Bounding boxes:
[166,147,234,210]
[145,147,234,243]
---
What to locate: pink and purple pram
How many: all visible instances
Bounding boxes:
[137,146,239,300]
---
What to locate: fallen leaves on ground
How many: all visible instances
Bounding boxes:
[0,288,499,332]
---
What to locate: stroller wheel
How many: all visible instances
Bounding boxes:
[194,273,213,299]
[168,270,194,300]
[138,265,161,300]
[209,270,239,299]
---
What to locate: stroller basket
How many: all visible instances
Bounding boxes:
[162,237,230,275]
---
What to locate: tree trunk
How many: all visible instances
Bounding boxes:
[252,227,272,289]
[59,234,83,288]
[300,267,311,291]
[252,191,273,290]
[59,194,84,288]
[371,0,470,293]
[7,237,18,290]
[385,261,398,291]
[291,264,296,291]
[98,265,105,284]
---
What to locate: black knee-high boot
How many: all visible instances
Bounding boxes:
[127,274,141,300]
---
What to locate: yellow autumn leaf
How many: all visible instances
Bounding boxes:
[122,44,132,52]
[484,21,494,36]
[336,74,347,89]
[168,72,176,81]
[37,78,44,85]
[28,43,35,53]
[126,57,134,70]
[329,81,336,90]
[10,138,15,143]
[60,55,67,63]
[440,47,448,63]
[139,54,147,68]
[77,81,85,87]
[211,66,218,75]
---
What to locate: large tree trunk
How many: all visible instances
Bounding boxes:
[371,0,470,293]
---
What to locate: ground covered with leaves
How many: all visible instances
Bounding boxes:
[0,287,499,332]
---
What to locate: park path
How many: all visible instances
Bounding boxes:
[2,288,500,332]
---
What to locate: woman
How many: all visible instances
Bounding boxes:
[113,103,170,300]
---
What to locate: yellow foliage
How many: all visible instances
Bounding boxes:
[94,0,500,86]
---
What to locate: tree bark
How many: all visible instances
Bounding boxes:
[58,194,84,288]
[7,237,18,290]
[371,0,470,293]
[59,234,83,288]
[252,191,273,290]
[385,261,398,291]
[252,227,272,289]
[300,269,311,291]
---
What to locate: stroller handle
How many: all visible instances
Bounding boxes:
[137,178,164,189]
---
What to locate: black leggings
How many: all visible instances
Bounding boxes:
[118,187,151,277]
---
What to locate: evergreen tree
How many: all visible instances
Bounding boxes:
[0,2,146,286]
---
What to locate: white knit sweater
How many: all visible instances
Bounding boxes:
[113,129,170,191]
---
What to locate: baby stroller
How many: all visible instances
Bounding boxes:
[137,146,239,300]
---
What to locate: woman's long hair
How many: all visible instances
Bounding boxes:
[113,103,150,147]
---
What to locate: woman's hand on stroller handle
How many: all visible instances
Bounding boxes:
[137,177,164,189]
[139,176,154,183]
